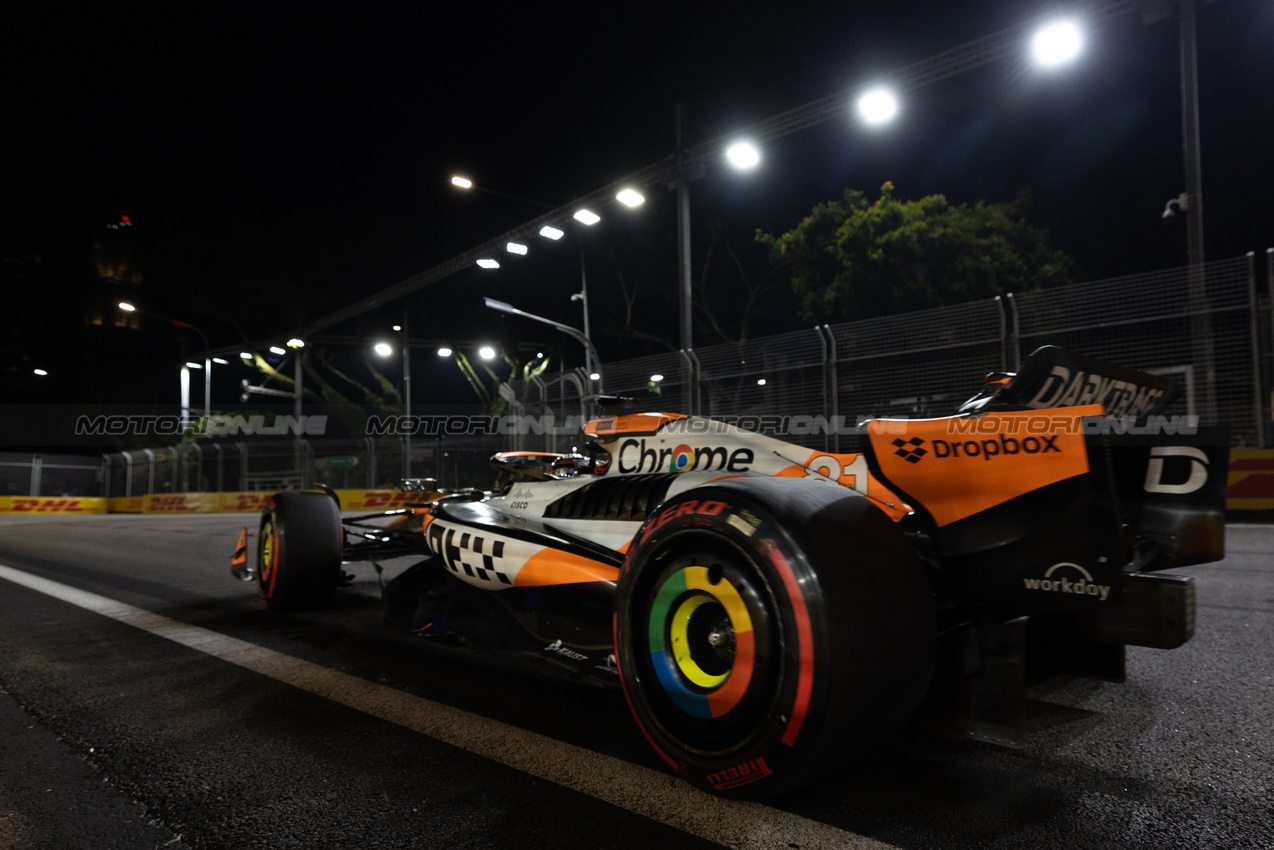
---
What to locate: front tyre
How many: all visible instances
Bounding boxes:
[257,491,342,611]
[614,478,934,799]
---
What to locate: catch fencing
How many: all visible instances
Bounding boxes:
[506,251,1271,454]
[8,250,1270,497]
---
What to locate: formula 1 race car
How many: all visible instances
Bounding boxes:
[230,346,1228,799]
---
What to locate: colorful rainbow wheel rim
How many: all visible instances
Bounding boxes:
[648,565,755,719]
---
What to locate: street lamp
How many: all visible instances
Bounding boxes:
[616,188,645,207]
[725,141,761,170]
[447,175,600,373]
[1031,19,1084,68]
[856,87,899,126]
[118,301,212,423]
[119,301,214,493]
[483,297,602,392]
[374,320,413,477]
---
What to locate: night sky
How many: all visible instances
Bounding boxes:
[4,1,1272,406]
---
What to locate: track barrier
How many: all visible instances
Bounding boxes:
[0,490,426,515]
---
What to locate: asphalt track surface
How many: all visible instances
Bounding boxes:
[0,514,1269,850]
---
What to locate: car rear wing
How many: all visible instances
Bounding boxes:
[958,345,1176,419]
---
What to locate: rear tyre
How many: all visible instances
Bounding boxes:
[257,491,342,611]
[614,477,934,799]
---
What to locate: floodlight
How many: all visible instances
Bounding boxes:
[725,142,761,170]
[1032,19,1083,68]
[857,87,899,125]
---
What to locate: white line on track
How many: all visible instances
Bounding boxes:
[0,562,900,850]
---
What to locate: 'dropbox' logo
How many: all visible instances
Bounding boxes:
[892,437,928,464]
[895,434,1061,462]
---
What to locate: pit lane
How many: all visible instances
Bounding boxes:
[0,514,1270,850]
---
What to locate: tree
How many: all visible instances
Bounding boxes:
[757,183,1074,323]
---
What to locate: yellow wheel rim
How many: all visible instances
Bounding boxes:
[669,593,729,687]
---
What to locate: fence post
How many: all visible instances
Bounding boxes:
[498,382,519,452]
[1267,247,1273,337]
[138,449,151,495]
[213,443,225,493]
[680,349,701,416]
[996,296,1007,371]
[1245,252,1265,447]
[1263,245,1274,448]
[191,442,204,492]
[819,326,840,454]
[1268,248,1273,447]
[300,440,312,489]
[560,372,587,428]
[101,454,112,498]
[236,443,248,491]
[1005,292,1021,371]
[124,451,135,497]
[531,375,550,453]
[816,326,829,453]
